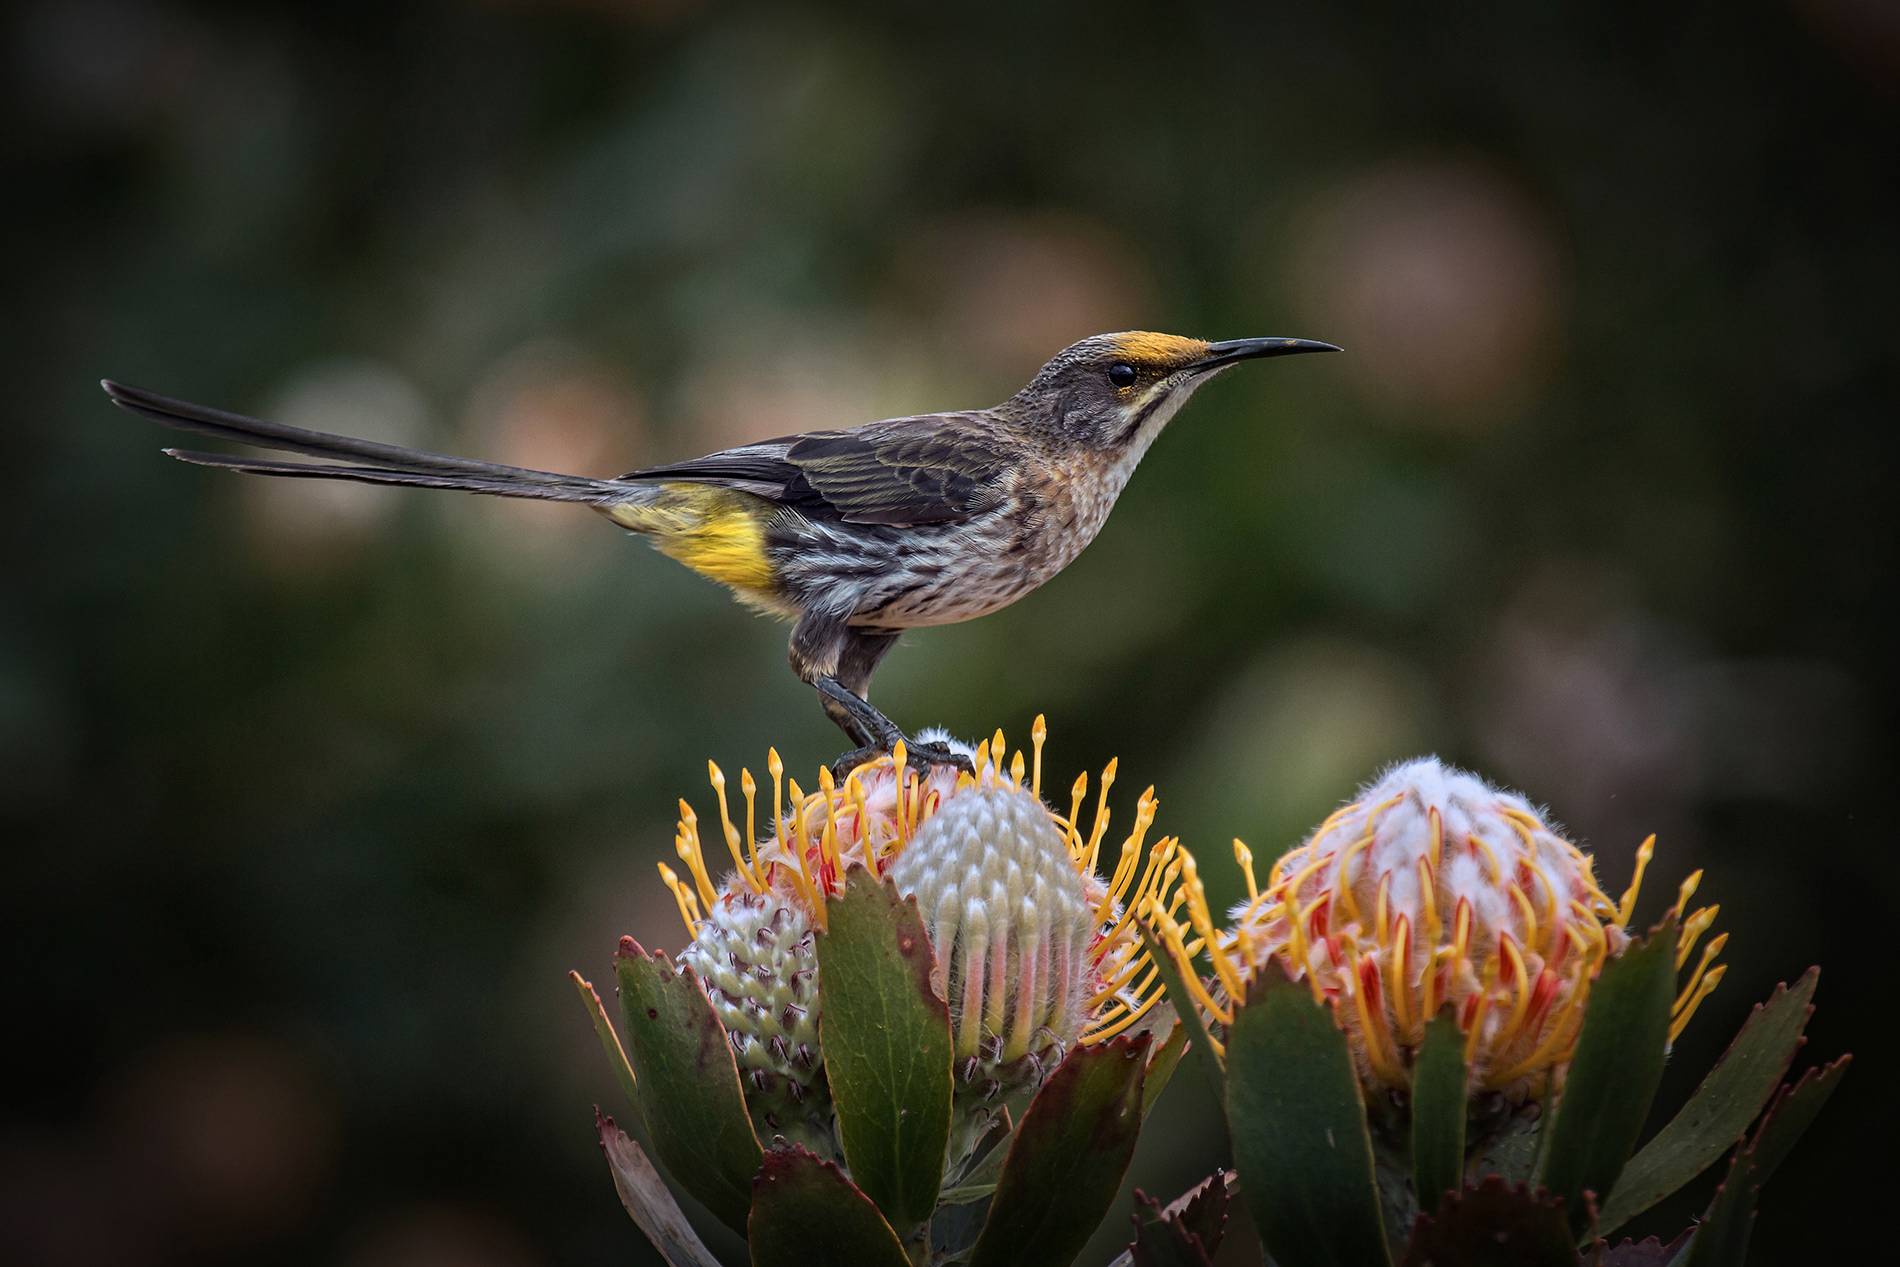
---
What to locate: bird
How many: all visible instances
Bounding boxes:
[104,331,1336,774]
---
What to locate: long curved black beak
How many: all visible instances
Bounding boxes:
[1192,337,1342,373]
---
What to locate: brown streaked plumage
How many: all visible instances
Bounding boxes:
[103,331,1337,772]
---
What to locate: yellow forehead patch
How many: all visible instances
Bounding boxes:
[1110,332,1211,369]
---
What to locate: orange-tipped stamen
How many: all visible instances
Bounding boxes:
[1674,868,1703,916]
[740,768,761,882]
[1350,952,1404,1085]
[1089,953,1149,1008]
[1498,934,1533,1048]
[1235,839,1258,901]
[708,762,759,893]
[1418,855,1441,947]
[1508,881,1538,948]
[1065,772,1088,861]
[890,741,910,848]
[1388,913,1415,1040]
[768,749,787,852]
[1031,714,1047,798]
[1085,758,1118,873]
[1489,966,1588,1085]
[658,862,701,936]
[674,801,718,909]
[1183,852,1245,1003]
[1677,904,1721,969]
[1096,788,1156,923]
[1281,896,1326,1008]
[1452,897,1474,965]
[1082,982,1165,1044]
[1469,831,1503,884]
[1670,964,1726,1044]
[1674,932,1727,1017]
[1463,955,1498,1066]
[1148,898,1233,1027]
[1334,829,1375,929]
[1618,834,1656,928]
[1524,858,1559,957]
[1490,965,1558,1067]
[1097,838,1175,960]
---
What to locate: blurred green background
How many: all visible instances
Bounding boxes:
[3,1,1893,1263]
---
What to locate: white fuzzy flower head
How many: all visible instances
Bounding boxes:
[1156,757,1727,1102]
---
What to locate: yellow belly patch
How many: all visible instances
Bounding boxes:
[599,484,789,613]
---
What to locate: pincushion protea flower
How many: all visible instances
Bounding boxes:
[1131,755,1845,1267]
[1147,757,1727,1100]
[575,717,1196,1267]
[656,718,1187,1153]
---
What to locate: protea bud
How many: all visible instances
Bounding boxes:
[674,885,827,1152]
[1151,757,1727,1101]
[888,779,1093,1157]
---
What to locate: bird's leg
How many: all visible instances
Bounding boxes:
[814,673,900,749]
[793,619,974,778]
[817,679,974,780]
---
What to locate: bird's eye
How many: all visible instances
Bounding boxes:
[1107,363,1137,388]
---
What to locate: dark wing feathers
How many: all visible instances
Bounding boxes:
[618,440,804,499]
[624,415,1012,526]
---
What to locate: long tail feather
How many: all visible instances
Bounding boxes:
[105,379,626,504]
[163,449,620,501]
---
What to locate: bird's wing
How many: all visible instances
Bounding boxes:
[624,414,1014,526]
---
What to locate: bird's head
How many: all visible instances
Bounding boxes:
[1010,331,1339,458]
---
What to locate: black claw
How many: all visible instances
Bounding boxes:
[829,745,887,781]
[829,740,975,781]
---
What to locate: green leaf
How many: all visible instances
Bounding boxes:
[1397,1178,1578,1267]
[1139,922,1225,1099]
[1527,1080,1560,1184]
[813,866,953,1235]
[1680,1056,1849,1267]
[1141,1018,1190,1118]
[1589,1231,1691,1266]
[1410,1007,1467,1216]
[747,1145,911,1267]
[571,970,640,1111]
[615,941,763,1234]
[595,1110,724,1267]
[1743,1056,1848,1185]
[1598,968,1818,1235]
[968,1032,1151,1267]
[1226,958,1392,1267]
[1541,915,1678,1240]
[1129,1169,1230,1267]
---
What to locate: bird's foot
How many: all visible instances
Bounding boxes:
[815,675,978,780]
[829,738,975,782]
[902,738,977,777]
[896,737,980,778]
